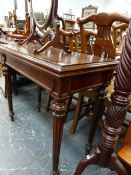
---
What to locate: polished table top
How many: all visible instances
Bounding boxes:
[0,36,119,73]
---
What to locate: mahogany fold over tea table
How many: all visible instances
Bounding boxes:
[0,40,118,174]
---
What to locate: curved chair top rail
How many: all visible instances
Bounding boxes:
[78,12,130,26]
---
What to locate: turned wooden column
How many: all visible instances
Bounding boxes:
[74,20,131,175]
[51,97,68,175]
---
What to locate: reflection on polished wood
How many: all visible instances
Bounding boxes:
[0,36,118,174]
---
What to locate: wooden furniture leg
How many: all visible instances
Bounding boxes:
[45,92,52,112]
[70,93,84,134]
[87,86,106,152]
[12,73,18,95]
[38,86,42,112]
[3,65,14,121]
[74,19,131,175]
[74,152,99,175]
[51,97,68,175]
[64,95,72,123]
[4,80,7,98]
[108,154,129,175]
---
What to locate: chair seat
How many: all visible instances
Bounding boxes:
[118,145,131,166]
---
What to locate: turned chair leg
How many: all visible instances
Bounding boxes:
[38,86,42,112]
[70,93,84,134]
[12,73,18,95]
[64,95,72,123]
[45,92,52,111]
[4,82,7,98]
[87,111,100,152]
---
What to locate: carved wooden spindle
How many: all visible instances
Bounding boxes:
[51,97,68,175]
[74,20,131,175]
[94,26,115,59]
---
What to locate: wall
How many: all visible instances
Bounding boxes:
[58,0,106,19]
[0,0,131,24]
[104,0,131,15]
[58,0,131,19]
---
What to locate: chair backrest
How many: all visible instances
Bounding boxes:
[78,12,130,58]
[58,16,74,51]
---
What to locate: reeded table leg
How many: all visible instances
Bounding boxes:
[3,65,14,121]
[51,98,68,175]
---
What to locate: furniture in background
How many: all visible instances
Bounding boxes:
[63,11,75,31]
[74,18,131,175]
[70,12,130,150]
[8,10,17,28]
[64,19,76,31]
[82,5,97,29]
[118,121,131,173]
[74,29,97,54]
[112,22,128,56]
[6,0,30,40]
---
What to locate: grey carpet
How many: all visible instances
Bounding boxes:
[0,80,122,175]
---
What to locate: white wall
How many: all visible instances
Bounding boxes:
[58,0,106,19]
[58,0,131,18]
[104,0,131,15]
[0,0,14,24]
[0,0,131,24]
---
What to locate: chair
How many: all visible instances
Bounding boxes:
[118,122,131,173]
[112,22,128,56]
[70,12,130,148]
[42,29,97,113]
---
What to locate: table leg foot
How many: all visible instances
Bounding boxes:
[108,154,129,175]
[9,111,14,121]
[74,151,99,175]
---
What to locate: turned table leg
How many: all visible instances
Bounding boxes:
[51,98,68,175]
[3,65,14,121]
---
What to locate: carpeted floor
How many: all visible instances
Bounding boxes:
[0,77,125,175]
